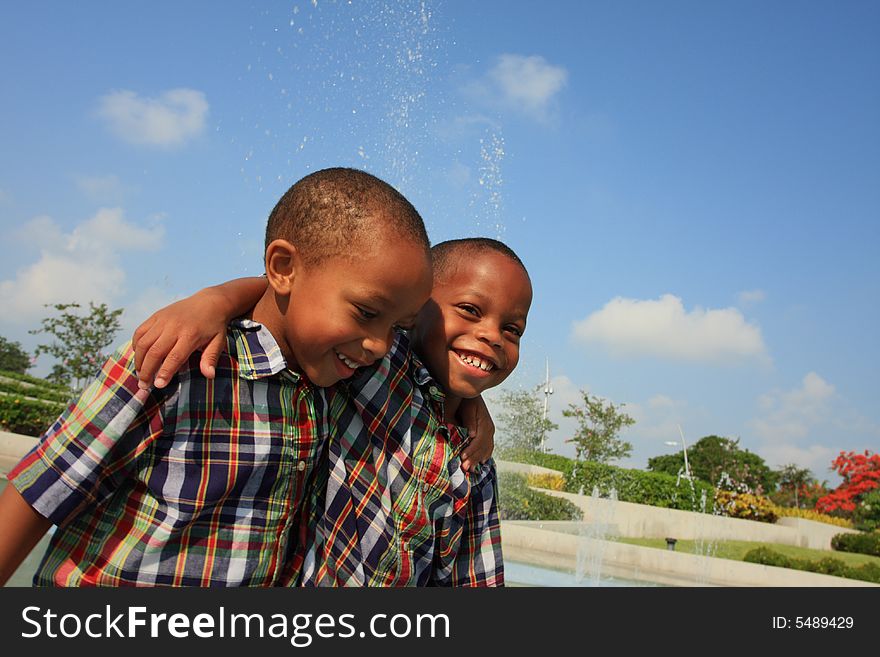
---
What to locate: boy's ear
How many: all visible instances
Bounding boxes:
[264,239,303,295]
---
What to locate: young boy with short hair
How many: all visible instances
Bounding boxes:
[131,237,532,586]
[0,167,434,586]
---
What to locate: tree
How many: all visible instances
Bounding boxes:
[815,450,880,514]
[774,463,816,508]
[494,385,559,454]
[563,391,634,464]
[647,435,777,494]
[29,302,123,391]
[0,335,32,374]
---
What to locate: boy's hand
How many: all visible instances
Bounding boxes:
[458,396,495,473]
[132,290,229,389]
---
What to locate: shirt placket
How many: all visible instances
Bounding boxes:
[270,375,315,585]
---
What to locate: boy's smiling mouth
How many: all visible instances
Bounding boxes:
[453,349,498,373]
[336,350,365,370]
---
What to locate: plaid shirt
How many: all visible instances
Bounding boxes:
[299,330,505,586]
[9,320,327,587]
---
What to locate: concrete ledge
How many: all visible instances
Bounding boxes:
[539,487,860,550]
[501,521,879,588]
[0,431,38,478]
[496,459,565,478]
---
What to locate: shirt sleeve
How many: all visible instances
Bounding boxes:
[8,341,168,525]
[431,458,505,587]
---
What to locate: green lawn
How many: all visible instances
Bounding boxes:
[616,536,880,568]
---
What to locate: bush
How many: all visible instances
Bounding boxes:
[0,369,71,393]
[0,395,65,436]
[714,490,778,524]
[566,460,716,512]
[525,472,566,491]
[831,531,880,557]
[501,449,716,512]
[772,505,853,529]
[743,546,792,568]
[500,448,576,474]
[0,377,72,404]
[852,489,880,532]
[744,546,880,584]
[498,471,583,521]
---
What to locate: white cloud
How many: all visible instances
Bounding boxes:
[749,372,840,475]
[75,174,129,204]
[737,289,766,305]
[96,88,209,148]
[464,54,567,121]
[0,208,165,323]
[572,294,769,364]
[759,443,836,475]
[751,372,835,443]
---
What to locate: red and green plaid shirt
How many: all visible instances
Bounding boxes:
[298,330,505,586]
[10,320,326,587]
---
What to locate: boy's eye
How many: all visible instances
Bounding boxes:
[458,304,480,316]
[355,306,377,320]
[505,325,524,338]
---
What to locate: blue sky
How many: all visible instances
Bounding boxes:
[1,1,877,483]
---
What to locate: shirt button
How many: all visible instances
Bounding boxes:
[297,461,306,472]
[422,482,430,493]
[429,386,440,396]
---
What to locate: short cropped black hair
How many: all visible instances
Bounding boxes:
[265,167,430,265]
[431,237,529,282]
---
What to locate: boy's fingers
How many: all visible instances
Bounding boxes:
[132,319,159,374]
[137,333,181,389]
[199,334,225,379]
[154,340,194,389]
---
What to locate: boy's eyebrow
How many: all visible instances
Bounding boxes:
[357,291,394,306]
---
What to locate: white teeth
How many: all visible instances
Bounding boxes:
[456,351,493,372]
[337,352,359,370]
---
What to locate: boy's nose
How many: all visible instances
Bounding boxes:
[363,328,394,359]
[476,324,503,348]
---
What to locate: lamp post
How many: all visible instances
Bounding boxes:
[665,424,691,481]
[540,358,553,453]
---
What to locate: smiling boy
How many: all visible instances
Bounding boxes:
[0,167,433,586]
[300,238,532,586]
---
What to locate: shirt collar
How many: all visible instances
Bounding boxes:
[229,318,300,381]
[410,348,446,403]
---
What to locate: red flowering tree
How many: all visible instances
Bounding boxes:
[815,450,880,514]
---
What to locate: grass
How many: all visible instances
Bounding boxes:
[616,536,880,568]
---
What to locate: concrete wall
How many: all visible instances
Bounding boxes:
[0,431,37,478]
[501,521,878,588]
[496,459,859,551]
[541,489,860,551]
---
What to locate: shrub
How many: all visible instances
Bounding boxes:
[0,369,71,393]
[566,460,716,512]
[525,472,566,491]
[0,377,73,404]
[743,546,792,568]
[714,490,778,524]
[0,395,65,436]
[501,449,716,512]
[772,505,853,529]
[831,531,880,557]
[498,471,583,521]
[852,489,880,532]
[744,547,880,584]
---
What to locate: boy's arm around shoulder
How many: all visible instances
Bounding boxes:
[0,484,53,585]
[133,276,267,389]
